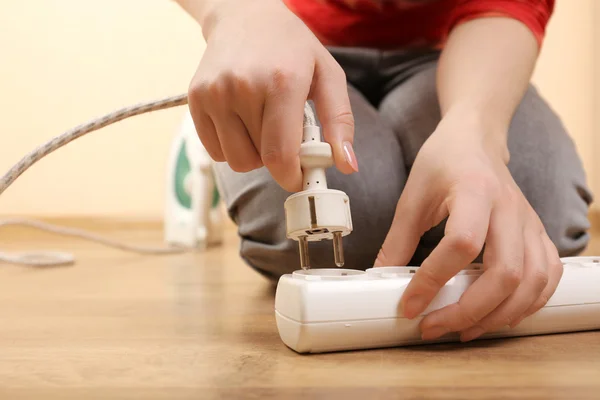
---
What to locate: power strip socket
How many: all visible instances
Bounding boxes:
[275,257,600,353]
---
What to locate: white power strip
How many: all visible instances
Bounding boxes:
[275,257,600,353]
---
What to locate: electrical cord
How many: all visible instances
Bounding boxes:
[0,218,189,267]
[0,94,190,267]
[0,94,189,196]
[0,94,316,267]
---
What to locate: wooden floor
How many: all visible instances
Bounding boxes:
[0,218,599,399]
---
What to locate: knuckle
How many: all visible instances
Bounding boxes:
[502,183,521,204]
[225,69,255,94]
[485,315,513,331]
[189,78,227,102]
[330,107,355,130]
[499,316,514,328]
[537,293,550,308]
[261,148,283,168]
[270,67,301,93]
[552,258,564,277]
[261,146,295,168]
[499,266,522,290]
[458,308,479,327]
[192,71,234,101]
[462,173,501,199]
[532,268,550,288]
[447,231,483,259]
[219,69,236,83]
[529,295,550,316]
[193,70,257,99]
[206,78,228,99]
[416,267,447,291]
[331,61,348,83]
[188,79,209,103]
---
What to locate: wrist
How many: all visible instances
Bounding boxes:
[439,104,511,164]
[199,0,279,39]
[198,0,231,39]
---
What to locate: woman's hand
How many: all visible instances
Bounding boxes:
[374,110,563,342]
[187,0,358,193]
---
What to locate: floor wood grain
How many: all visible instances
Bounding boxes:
[0,219,598,399]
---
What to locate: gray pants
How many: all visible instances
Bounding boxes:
[213,48,593,280]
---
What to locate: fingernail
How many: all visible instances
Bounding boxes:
[342,141,359,172]
[402,295,428,319]
[421,326,450,341]
[460,326,485,342]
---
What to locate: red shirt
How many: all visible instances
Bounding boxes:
[283,0,554,49]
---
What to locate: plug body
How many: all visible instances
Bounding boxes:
[284,125,353,269]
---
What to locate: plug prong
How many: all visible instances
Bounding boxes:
[299,235,310,270]
[333,231,344,267]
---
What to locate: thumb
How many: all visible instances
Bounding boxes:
[310,58,358,174]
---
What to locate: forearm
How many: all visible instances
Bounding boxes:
[437,17,540,148]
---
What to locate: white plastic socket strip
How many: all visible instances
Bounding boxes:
[0,95,324,267]
[284,104,353,269]
[274,257,600,354]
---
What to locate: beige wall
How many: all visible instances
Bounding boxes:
[0,0,597,218]
[596,1,600,211]
[531,0,597,210]
[0,0,203,218]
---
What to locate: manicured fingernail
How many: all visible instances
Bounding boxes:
[421,326,450,341]
[402,295,428,319]
[342,141,359,172]
[460,326,485,342]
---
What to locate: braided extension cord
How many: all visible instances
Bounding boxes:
[0,94,190,267]
[0,94,189,196]
[0,94,316,267]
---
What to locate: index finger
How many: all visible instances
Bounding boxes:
[260,70,312,193]
[400,189,492,319]
[419,200,525,338]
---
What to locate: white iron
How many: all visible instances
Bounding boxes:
[164,111,223,249]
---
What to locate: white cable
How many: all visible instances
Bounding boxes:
[303,102,317,127]
[0,94,315,267]
[0,218,188,267]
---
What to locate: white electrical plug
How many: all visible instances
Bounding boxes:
[284,114,353,270]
